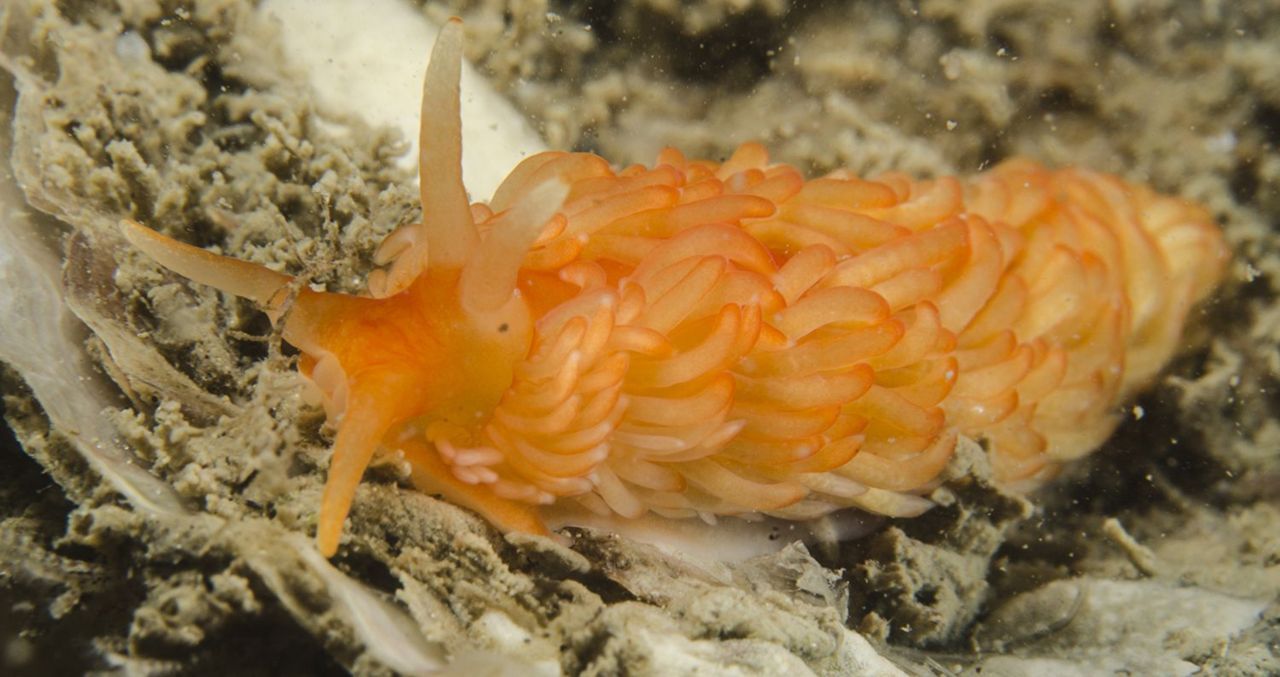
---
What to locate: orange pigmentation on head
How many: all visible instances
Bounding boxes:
[121,19,1228,557]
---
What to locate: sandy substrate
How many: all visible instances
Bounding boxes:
[1,0,1277,674]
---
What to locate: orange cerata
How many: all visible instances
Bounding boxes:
[121,18,1228,557]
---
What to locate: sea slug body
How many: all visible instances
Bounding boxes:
[120,19,1229,557]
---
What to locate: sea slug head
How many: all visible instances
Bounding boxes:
[269,17,570,555]
[121,18,565,556]
[341,14,567,430]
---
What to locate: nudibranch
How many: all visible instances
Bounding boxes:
[121,19,1228,557]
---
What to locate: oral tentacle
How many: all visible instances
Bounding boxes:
[315,374,418,557]
[119,219,293,319]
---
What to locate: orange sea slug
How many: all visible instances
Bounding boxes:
[121,20,1229,557]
